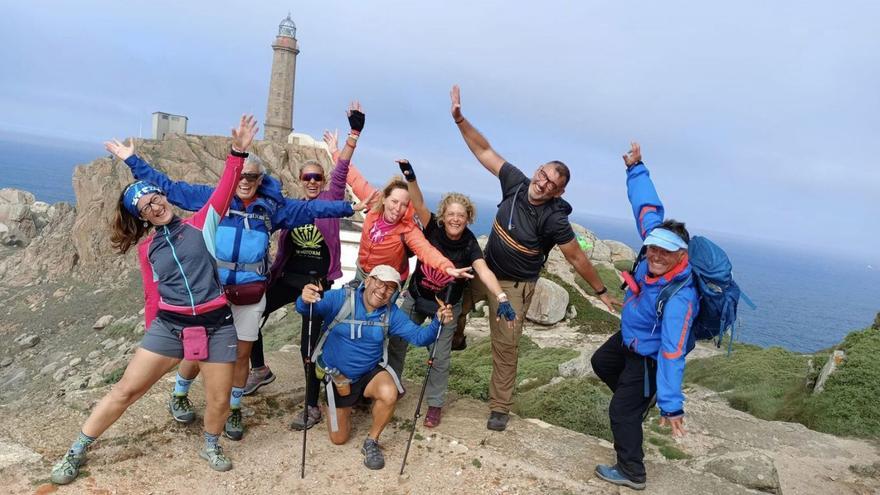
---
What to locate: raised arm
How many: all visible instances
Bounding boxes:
[450,85,506,176]
[396,159,430,225]
[190,115,257,240]
[106,139,213,211]
[623,142,665,239]
[325,102,365,199]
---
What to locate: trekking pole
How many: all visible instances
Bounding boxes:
[400,284,454,475]
[301,271,320,479]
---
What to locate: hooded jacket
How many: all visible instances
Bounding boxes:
[620,162,699,416]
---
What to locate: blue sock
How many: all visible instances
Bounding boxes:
[69,431,96,455]
[230,387,244,409]
[174,372,194,396]
[204,431,220,451]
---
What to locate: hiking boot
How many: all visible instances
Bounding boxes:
[50,450,85,485]
[243,366,275,396]
[168,393,196,424]
[595,464,646,490]
[224,408,244,441]
[289,405,322,431]
[199,445,233,472]
[424,406,442,428]
[451,335,467,351]
[487,411,509,431]
[361,437,385,470]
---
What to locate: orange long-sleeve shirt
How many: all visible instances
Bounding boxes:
[345,161,453,280]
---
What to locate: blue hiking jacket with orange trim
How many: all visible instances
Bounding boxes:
[621,162,699,416]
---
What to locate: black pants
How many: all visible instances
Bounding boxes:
[590,331,657,483]
[252,278,329,407]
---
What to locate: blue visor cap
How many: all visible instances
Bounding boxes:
[122,181,164,217]
[643,228,688,252]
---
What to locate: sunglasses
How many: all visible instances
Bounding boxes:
[240,173,262,183]
[300,173,325,183]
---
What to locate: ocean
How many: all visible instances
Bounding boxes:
[2,137,877,354]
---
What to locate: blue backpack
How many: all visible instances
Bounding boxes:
[633,235,756,354]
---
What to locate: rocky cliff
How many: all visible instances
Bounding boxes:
[2,136,879,494]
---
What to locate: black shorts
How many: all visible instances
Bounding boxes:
[328,366,386,408]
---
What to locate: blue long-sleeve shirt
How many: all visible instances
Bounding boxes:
[125,155,354,284]
[296,286,441,382]
[620,162,699,416]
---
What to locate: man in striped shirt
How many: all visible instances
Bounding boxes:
[449,85,619,431]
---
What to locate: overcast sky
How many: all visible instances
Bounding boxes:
[2,0,877,260]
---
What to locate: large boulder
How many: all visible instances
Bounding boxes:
[526,277,569,325]
[702,451,780,493]
[605,239,637,264]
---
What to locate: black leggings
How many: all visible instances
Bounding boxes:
[253,279,329,407]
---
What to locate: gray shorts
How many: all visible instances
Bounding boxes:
[140,317,238,363]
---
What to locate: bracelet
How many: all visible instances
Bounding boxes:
[595,287,608,296]
[347,133,359,142]
[230,147,248,158]
[454,117,464,124]
[349,129,361,136]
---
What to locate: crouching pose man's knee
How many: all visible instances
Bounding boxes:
[591,142,698,491]
[49,116,259,485]
[296,265,453,470]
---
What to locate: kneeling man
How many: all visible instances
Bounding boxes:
[297,265,452,470]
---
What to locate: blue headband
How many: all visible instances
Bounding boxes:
[122,181,164,217]
[643,228,688,252]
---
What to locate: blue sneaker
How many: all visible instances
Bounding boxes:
[595,464,646,490]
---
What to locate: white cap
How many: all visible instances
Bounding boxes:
[368,264,401,287]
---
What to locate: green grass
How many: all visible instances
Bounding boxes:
[403,335,577,401]
[514,377,613,441]
[262,310,303,351]
[572,264,625,302]
[685,342,815,420]
[658,444,691,460]
[103,366,126,385]
[686,326,880,439]
[541,270,620,334]
[471,458,482,468]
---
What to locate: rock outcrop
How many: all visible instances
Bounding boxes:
[526,277,570,325]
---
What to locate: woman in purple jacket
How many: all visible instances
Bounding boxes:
[245,103,369,431]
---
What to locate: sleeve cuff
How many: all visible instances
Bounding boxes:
[230,148,249,158]
[660,409,684,418]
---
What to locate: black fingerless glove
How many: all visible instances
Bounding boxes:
[398,160,416,182]
[348,110,365,133]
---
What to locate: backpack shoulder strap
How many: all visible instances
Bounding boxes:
[310,286,355,362]
[655,273,692,321]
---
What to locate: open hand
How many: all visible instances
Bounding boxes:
[232,115,258,152]
[301,282,323,304]
[599,293,622,313]
[323,129,339,155]
[450,85,463,122]
[446,266,475,280]
[659,415,687,438]
[352,190,380,212]
[623,141,642,167]
[105,138,135,161]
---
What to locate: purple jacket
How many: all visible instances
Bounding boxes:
[269,157,350,283]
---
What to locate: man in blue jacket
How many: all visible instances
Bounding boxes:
[297,265,453,470]
[104,138,359,441]
[591,142,698,491]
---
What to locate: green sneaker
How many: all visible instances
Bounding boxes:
[199,445,233,472]
[168,393,196,424]
[224,408,244,441]
[50,450,85,485]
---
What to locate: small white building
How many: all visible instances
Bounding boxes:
[151,112,188,140]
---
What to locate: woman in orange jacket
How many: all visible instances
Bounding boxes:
[326,132,473,283]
